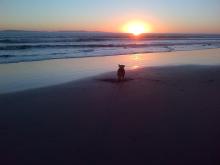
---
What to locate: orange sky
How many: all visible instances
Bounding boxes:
[1,0,220,33]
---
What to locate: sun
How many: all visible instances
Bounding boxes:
[122,21,151,36]
[127,23,146,36]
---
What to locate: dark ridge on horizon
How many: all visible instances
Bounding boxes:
[0,30,110,33]
[1,30,220,35]
[0,30,43,33]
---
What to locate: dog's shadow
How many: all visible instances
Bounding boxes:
[97,77,134,84]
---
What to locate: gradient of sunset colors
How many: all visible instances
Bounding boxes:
[1,0,220,33]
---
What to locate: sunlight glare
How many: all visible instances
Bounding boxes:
[123,21,151,36]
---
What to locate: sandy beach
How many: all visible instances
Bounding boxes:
[2,0,220,164]
[1,64,220,164]
[0,0,220,165]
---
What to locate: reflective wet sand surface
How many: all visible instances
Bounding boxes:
[0,48,220,94]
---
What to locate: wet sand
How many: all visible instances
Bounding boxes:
[1,48,220,94]
[1,65,220,164]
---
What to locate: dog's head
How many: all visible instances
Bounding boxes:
[118,65,125,69]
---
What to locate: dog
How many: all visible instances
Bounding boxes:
[117,65,125,81]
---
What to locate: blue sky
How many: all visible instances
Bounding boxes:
[1,0,220,33]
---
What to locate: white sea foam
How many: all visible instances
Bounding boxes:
[1,31,220,63]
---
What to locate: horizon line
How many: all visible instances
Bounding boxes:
[1,30,220,35]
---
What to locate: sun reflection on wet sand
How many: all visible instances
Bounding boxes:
[1,49,220,93]
[131,65,140,70]
[132,54,142,61]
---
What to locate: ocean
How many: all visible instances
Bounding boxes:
[0,31,220,64]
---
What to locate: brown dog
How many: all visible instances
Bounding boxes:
[117,65,125,81]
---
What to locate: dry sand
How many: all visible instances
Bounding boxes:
[1,65,220,164]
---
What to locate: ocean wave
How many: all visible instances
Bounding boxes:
[1,33,220,44]
[1,32,220,64]
[0,55,16,58]
[1,44,220,64]
[1,42,219,50]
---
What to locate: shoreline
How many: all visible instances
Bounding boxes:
[1,64,220,164]
[1,48,220,94]
[1,47,220,65]
[0,64,219,96]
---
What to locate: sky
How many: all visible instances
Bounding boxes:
[1,0,220,33]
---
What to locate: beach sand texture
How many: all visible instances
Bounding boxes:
[1,65,220,164]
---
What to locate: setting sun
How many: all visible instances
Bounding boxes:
[122,21,151,36]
